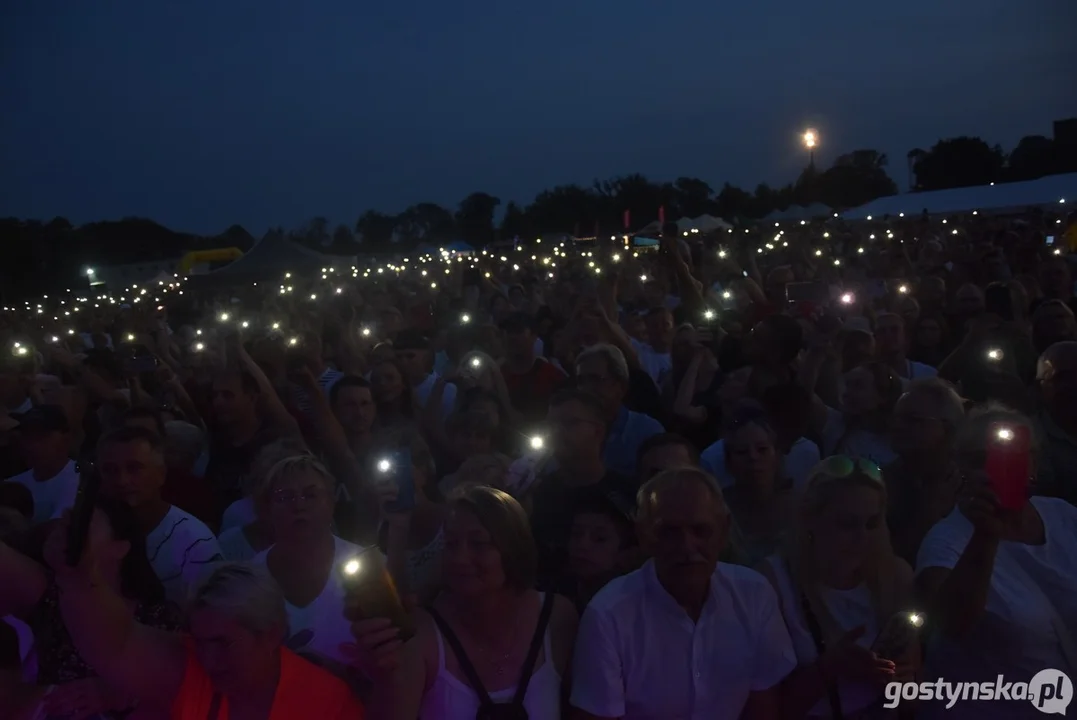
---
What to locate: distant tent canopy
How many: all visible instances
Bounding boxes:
[842,173,1076,220]
[186,231,355,285]
[179,247,244,274]
[764,204,834,223]
[636,214,732,236]
[446,240,475,255]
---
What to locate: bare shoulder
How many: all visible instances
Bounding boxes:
[550,593,580,632]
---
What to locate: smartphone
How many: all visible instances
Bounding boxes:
[871,611,925,661]
[376,449,415,513]
[786,282,828,304]
[1046,236,1055,246]
[986,423,1031,510]
[66,461,101,566]
[340,547,415,641]
[123,349,158,376]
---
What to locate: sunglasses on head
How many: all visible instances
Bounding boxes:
[814,455,883,483]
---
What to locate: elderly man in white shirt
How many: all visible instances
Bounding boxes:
[571,467,796,720]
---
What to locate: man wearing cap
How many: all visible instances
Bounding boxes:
[395,329,457,418]
[3,405,79,525]
[501,311,567,425]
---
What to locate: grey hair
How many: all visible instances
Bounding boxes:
[243,438,313,496]
[637,467,729,522]
[955,402,1039,466]
[902,378,966,430]
[164,421,205,463]
[187,562,288,639]
[257,454,336,502]
[577,343,629,384]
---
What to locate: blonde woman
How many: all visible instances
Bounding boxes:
[251,455,370,676]
[759,455,918,719]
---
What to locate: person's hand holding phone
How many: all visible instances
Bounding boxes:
[343,617,405,680]
[41,513,99,586]
[819,626,896,686]
[958,474,1014,539]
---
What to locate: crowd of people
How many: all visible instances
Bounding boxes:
[0,208,1075,719]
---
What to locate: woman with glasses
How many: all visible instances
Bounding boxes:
[916,406,1077,719]
[354,486,579,720]
[251,454,371,678]
[760,455,917,719]
[822,362,903,467]
[45,552,362,718]
[885,379,967,564]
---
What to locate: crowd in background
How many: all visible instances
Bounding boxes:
[0,208,1076,719]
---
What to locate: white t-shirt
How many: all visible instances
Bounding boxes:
[571,560,796,720]
[630,338,672,386]
[915,497,1077,719]
[5,461,80,525]
[822,407,896,467]
[253,536,367,669]
[218,525,257,562]
[219,497,256,533]
[146,505,222,604]
[701,437,821,491]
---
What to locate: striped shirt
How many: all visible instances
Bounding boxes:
[146,505,223,604]
[293,367,345,413]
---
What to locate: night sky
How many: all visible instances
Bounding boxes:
[3,0,1075,235]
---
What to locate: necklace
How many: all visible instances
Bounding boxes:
[469,600,527,677]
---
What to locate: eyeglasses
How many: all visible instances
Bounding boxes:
[272,486,325,505]
[813,455,883,483]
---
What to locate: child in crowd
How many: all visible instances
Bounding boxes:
[567,487,638,612]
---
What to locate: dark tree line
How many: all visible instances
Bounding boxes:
[3,127,1074,301]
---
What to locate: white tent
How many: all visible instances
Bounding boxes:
[663,215,733,233]
[842,173,1076,219]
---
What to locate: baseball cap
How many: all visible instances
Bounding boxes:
[11,405,70,434]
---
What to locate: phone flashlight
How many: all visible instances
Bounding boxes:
[612,253,621,263]
[361,327,372,337]
[718,250,727,259]
[48,336,59,344]
[703,309,716,321]
[218,313,230,323]
[815,249,823,257]
[288,337,300,347]
[271,322,281,331]
[240,321,250,329]
[898,284,909,294]
[12,345,28,357]
[529,435,545,451]
[126,333,136,342]
[377,457,393,474]
[469,356,483,370]
[996,426,1014,442]
[639,274,648,283]
[908,613,924,628]
[66,329,75,336]
[461,313,471,324]
[193,342,205,352]
[722,291,732,300]
[986,348,1004,363]
[840,292,854,305]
